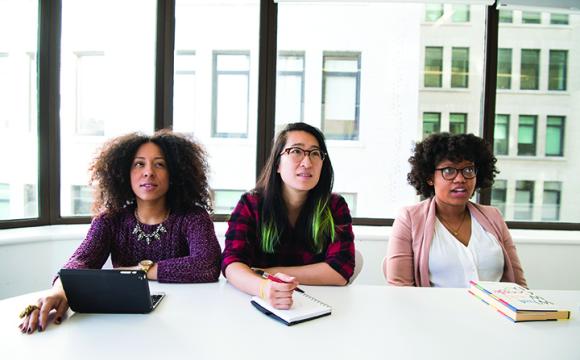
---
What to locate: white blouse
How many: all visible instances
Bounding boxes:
[428,215,505,288]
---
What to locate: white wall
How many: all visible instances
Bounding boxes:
[1,224,580,300]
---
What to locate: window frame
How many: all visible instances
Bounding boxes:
[2,0,578,231]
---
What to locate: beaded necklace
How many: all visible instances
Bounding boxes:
[132,210,169,245]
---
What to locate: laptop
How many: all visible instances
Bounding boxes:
[59,269,165,314]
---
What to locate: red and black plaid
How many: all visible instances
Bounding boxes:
[221,192,355,281]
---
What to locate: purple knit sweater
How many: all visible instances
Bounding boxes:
[60,207,221,283]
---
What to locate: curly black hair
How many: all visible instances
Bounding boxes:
[89,129,212,215]
[407,132,499,198]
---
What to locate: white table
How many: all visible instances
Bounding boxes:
[1,281,579,360]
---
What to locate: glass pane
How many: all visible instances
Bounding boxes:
[59,0,156,217]
[451,5,470,23]
[276,52,305,125]
[550,13,569,25]
[493,114,509,155]
[499,10,513,23]
[542,181,561,221]
[514,180,534,220]
[451,47,469,88]
[277,2,487,218]
[548,50,567,91]
[520,49,540,90]
[497,11,580,222]
[449,113,466,134]
[497,48,512,89]
[173,0,259,213]
[491,179,507,215]
[0,0,39,220]
[522,12,541,24]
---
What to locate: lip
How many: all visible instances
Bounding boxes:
[296,172,313,178]
[140,183,158,191]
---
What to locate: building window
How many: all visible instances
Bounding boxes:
[522,11,541,24]
[515,180,534,220]
[497,48,512,89]
[451,4,470,23]
[491,179,507,216]
[499,10,513,23]
[212,51,251,138]
[520,49,540,90]
[546,116,565,157]
[449,113,467,134]
[213,189,244,215]
[0,183,9,220]
[518,115,537,156]
[173,50,197,131]
[424,47,443,88]
[451,47,469,88]
[542,181,561,221]
[321,52,361,140]
[548,50,567,91]
[494,114,510,156]
[425,4,443,22]
[550,13,569,25]
[72,185,92,216]
[423,112,440,138]
[338,192,357,217]
[75,52,105,136]
[276,51,305,126]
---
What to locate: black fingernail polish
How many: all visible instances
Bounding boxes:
[38,325,43,332]
[27,328,32,333]
[55,317,61,324]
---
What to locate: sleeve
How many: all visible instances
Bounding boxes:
[493,207,527,288]
[386,207,417,286]
[156,209,222,283]
[324,195,355,282]
[221,194,258,276]
[56,215,113,282]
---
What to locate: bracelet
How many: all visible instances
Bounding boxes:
[258,278,268,300]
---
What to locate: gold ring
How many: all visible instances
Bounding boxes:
[19,305,39,319]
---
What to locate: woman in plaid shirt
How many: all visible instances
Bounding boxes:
[222,123,355,309]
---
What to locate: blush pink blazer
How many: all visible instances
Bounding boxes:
[385,197,527,287]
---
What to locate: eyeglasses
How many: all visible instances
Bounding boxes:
[435,166,477,180]
[280,147,326,162]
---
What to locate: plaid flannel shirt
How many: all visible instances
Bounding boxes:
[221,192,355,281]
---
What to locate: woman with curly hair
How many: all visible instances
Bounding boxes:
[222,123,354,310]
[385,132,526,288]
[20,129,221,334]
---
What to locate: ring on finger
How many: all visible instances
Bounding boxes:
[19,305,40,318]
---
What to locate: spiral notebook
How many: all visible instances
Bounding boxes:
[250,291,332,326]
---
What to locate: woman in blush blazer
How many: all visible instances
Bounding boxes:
[385,133,526,288]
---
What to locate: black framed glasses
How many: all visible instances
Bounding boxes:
[435,166,477,180]
[280,147,326,162]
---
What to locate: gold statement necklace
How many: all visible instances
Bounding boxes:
[439,210,468,236]
[133,210,169,245]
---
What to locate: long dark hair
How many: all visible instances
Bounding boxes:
[255,123,335,253]
[89,129,212,215]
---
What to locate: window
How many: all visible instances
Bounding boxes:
[321,52,361,140]
[550,13,569,25]
[74,52,105,136]
[520,49,540,90]
[71,185,92,216]
[23,184,36,218]
[339,192,357,217]
[425,4,443,22]
[449,113,466,134]
[522,12,541,24]
[451,47,469,88]
[542,181,562,221]
[494,114,509,155]
[276,52,305,125]
[213,189,244,215]
[515,180,534,220]
[499,10,513,23]
[59,0,157,217]
[0,183,9,220]
[423,112,440,138]
[173,51,197,131]
[0,53,9,129]
[212,51,251,138]
[546,116,565,157]
[518,115,537,156]
[424,47,443,88]
[548,50,567,91]
[491,179,507,216]
[451,4,469,23]
[497,48,512,89]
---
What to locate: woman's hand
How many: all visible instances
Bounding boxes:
[19,287,69,334]
[263,273,299,310]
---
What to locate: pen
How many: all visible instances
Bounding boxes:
[251,268,304,293]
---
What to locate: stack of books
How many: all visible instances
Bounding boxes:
[469,281,571,322]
